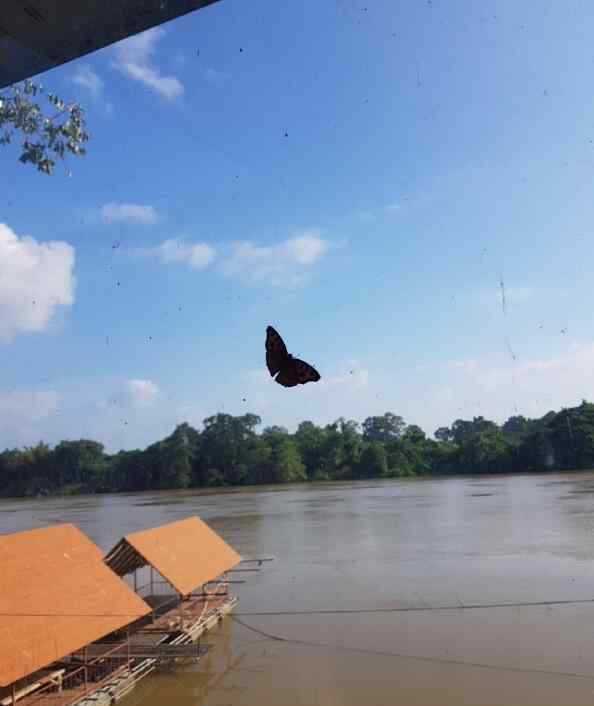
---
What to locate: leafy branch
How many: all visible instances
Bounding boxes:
[0,79,89,175]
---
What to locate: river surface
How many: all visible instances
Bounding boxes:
[3,473,594,705]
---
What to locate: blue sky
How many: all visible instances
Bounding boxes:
[1,0,594,451]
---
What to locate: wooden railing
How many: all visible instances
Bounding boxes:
[23,643,131,706]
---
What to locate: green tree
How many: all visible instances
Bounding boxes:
[108,449,151,491]
[398,425,430,475]
[0,444,54,496]
[434,426,452,442]
[362,413,405,443]
[294,421,326,479]
[338,418,363,477]
[545,402,594,470]
[198,413,261,486]
[502,415,531,437]
[317,419,363,480]
[268,438,306,483]
[52,440,106,492]
[458,427,511,473]
[450,417,498,446]
[1,80,89,174]
[357,443,388,478]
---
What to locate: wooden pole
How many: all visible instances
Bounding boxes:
[84,646,88,691]
[127,628,131,675]
[133,569,138,593]
[11,683,16,706]
[150,565,154,597]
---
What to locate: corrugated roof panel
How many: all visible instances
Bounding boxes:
[0,523,151,687]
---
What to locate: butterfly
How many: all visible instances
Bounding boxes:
[265,326,321,387]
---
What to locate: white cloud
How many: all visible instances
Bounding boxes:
[0,377,209,452]
[408,341,594,430]
[152,238,216,270]
[100,203,158,225]
[6,341,594,453]
[72,65,113,115]
[480,342,594,393]
[0,387,60,423]
[238,341,594,439]
[72,64,103,98]
[126,379,160,407]
[386,202,401,212]
[0,223,75,343]
[219,230,330,287]
[111,27,183,100]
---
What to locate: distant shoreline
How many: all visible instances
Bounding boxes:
[2,400,593,499]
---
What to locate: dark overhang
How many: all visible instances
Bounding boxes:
[0,0,220,88]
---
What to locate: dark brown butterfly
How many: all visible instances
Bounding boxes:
[265,326,321,387]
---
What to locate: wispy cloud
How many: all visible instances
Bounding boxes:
[385,202,402,212]
[111,27,183,100]
[100,203,158,225]
[0,376,209,451]
[0,223,75,344]
[218,230,331,287]
[149,238,216,270]
[72,64,113,114]
[129,229,331,283]
[72,64,104,99]
[461,342,593,392]
[126,379,159,407]
[414,341,594,426]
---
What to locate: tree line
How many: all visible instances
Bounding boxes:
[2,400,594,497]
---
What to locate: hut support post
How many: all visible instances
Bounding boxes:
[133,569,138,593]
[84,646,88,691]
[11,683,15,706]
[150,565,154,597]
[127,628,131,675]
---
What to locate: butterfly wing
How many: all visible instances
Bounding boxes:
[275,365,299,387]
[293,358,321,384]
[265,325,289,376]
[274,358,320,387]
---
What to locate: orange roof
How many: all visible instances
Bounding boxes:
[105,516,241,596]
[0,524,151,687]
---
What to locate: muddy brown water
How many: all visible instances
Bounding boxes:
[3,473,594,705]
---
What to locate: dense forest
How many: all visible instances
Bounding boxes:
[2,400,594,497]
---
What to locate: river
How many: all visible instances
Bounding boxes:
[3,473,594,705]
